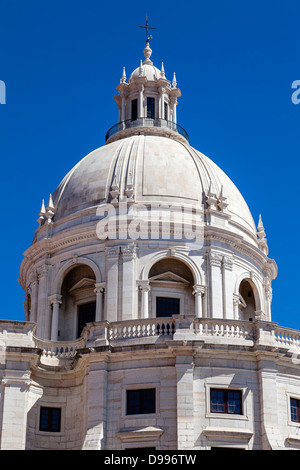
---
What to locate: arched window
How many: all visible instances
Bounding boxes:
[238,279,256,321]
[60,264,96,339]
[148,258,194,318]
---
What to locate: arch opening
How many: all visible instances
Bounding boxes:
[238,279,256,322]
[59,264,96,340]
[147,258,194,318]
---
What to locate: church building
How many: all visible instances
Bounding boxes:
[1,23,300,450]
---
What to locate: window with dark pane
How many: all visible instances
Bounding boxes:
[39,407,61,432]
[147,97,155,119]
[131,99,138,121]
[210,389,242,415]
[126,388,156,415]
[156,297,180,317]
[164,102,168,120]
[77,302,96,337]
[291,398,300,422]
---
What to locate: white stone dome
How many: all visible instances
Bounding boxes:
[52,134,257,245]
[128,63,162,83]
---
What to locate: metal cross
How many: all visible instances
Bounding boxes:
[139,16,156,43]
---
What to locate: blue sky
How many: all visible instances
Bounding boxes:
[0,0,299,329]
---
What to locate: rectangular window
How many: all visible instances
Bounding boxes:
[156,297,180,317]
[126,388,156,415]
[210,389,242,415]
[131,98,138,121]
[147,97,155,119]
[164,102,168,120]
[77,301,96,337]
[291,398,300,422]
[39,407,61,432]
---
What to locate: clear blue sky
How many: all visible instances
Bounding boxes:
[0,0,299,329]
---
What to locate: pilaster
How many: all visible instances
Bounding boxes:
[209,252,223,318]
[105,247,120,323]
[121,244,136,321]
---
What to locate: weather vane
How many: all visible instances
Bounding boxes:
[139,16,156,44]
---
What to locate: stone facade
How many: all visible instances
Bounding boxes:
[0,38,299,450]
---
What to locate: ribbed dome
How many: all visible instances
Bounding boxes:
[52,135,257,245]
[128,63,162,83]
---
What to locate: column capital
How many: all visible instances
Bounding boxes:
[222,255,233,271]
[137,280,151,292]
[48,294,62,306]
[37,264,49,280]
[121,244,136,261]
[192,284,206,296]
[94,282,106,295]
[209,252,223,267]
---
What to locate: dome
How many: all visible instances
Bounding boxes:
[52,134,257,245]
[128,63,162,83]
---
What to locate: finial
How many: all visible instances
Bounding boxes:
[121,67,126,84]
[257,214,268,255]
[161,62,165,78]
[37,199,46,226]
[257,214,266,238]
[139,60,144,76]
[39,199,46,216]
[46,194,56,224]
[139,16,156,44]
[217,185,228,212]
[172,72,177,88]
[143,42,153,64]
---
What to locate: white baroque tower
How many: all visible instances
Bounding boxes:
[2,27,300,451]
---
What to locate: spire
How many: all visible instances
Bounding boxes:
[45,194,56,224]
[217,185,228,212]
[120,67,126,84]
[172,72,177,88]
[161,62,165,78]
[37,200,46,226]
[257,214,269,255]
[139,60,144,76]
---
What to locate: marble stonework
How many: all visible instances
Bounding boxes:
[0,39,298,451]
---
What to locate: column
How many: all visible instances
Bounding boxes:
[138,281,151,319]
[49,294,62,341]
[193,285,206,318]
[94,283,105,322]
[105,247,120,323]
[222,256,234,319]
[121,94,126,121]
[264,276,272,321]
[160,87,165,119]
[138,83,144,118]
[121,245,136,321]
[173,99,177,124]
[209,252,223,318]
[28,272,38,323]
[36,264,50,339]
[233,294,239,320]
[176,355,194,450]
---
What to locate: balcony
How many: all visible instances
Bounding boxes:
[27,317,300,366]
[105,118,189,144]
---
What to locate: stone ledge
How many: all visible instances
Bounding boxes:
[202,426,253,440]
[116,426,164,440]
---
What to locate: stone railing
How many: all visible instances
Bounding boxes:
[273,326,300,348]
[194,318,255,341]
[30,317,300,362]
[33,336,86,359]
[108,318,176,340]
